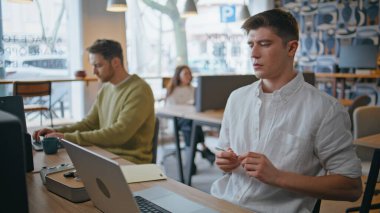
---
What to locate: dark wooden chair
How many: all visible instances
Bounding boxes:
[13,81,53,127]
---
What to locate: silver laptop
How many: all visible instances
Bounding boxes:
[61,139,217,213]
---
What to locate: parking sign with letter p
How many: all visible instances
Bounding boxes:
[220,5,236,23]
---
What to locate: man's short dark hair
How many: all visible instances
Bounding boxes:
[241,9,299,44]
[87,39,124,65]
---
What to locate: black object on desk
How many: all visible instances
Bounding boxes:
[0,110,29,213]
[0,96,34,172]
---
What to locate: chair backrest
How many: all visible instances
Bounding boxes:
[151,118,160,164]
[13,81,52,97]
[353,84,378,105]
[353,106,380,139]
[353,106,380,164]
[348,95,372,131]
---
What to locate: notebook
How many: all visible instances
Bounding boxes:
[61,139,217,213]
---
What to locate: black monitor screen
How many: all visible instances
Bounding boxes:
[195,75,258,112]
[194,73,315,112]
[0,96,34,172]
[0,96,27,132]
[339,45,378,69]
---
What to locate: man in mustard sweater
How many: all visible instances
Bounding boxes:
[33,39,155,164]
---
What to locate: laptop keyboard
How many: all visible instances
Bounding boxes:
[32,141,43,151]
[134,196,171,213]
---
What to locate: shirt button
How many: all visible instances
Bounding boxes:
[235,194,241,199]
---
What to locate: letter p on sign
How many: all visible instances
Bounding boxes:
[220,5,236,23]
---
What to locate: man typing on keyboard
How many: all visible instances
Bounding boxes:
[33,39,155,164]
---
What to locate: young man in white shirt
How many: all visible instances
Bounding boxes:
[211,9,362,212]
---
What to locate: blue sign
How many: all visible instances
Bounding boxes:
[220,5,236,23]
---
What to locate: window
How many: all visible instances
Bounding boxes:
[2,0,69,80]
[1,0,73,125]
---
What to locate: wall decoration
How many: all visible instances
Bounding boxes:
[280,0,379,72]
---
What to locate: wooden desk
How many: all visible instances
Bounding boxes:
[0,77,98,86]
[354,133,380,212]
[315,72,380,98]
[156,105,224,186]
[28,146,250,213]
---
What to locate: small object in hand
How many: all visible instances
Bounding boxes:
[75,70,87,78]
[216,147,238,159]
[215,147,226,152]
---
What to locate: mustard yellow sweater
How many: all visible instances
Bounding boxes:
[56,74,155,164]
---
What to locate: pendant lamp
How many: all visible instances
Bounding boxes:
[181,0,197,18]
[240,1,251,21]
[106,0,127,12]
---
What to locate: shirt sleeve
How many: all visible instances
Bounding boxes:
[315,102,362,178]
[218,94,232,149]
[55,103,100,133]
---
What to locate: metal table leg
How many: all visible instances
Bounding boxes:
[173,117,184,183]
[360,149,380,213]
[185,121,198,186]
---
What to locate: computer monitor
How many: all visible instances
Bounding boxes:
[339,45,378,70]
[0,96,27,132]
[195,75,258,112]
[194,73,316,112]
[0,96,34,172]
[302,72,316,87]
[0,110,29,213]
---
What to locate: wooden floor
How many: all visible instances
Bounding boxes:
[321,176,380,213]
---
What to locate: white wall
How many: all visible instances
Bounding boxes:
[249,0,274,15]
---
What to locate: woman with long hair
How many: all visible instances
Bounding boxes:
[166,65,215,174]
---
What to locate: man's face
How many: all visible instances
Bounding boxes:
[89,53,115,83]
[247,27,296,80]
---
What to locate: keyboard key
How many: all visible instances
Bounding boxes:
[134,196,171,213]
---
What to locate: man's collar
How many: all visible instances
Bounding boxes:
[114,74,132,88]
[254,72,304,102]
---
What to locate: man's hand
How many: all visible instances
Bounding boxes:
[45,132,64,140]
[33,128,56,141]
[215,148,240,173]
[239,152,281,185]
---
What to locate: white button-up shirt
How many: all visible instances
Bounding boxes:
[211,73,362,213]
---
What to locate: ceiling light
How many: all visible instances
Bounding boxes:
[181,0,198,18]
[7,0,33,3]
[106,0,127,12]
[239,3,251,21]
